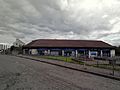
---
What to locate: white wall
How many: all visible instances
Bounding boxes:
[110,50,115,57]
[31,49,38,55]
[13,39,25,47]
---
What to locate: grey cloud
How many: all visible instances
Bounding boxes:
[95,32,120,39]
[0,0,120,45]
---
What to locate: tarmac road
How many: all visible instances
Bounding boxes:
[0,55,120,90]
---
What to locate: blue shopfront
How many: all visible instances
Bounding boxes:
[23,47,113,58]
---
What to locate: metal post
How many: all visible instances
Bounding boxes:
[112,59,116,76]
[112,59,115,76]
[97,60,99,67]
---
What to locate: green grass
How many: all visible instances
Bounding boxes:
[35,56,74,63]
[34,55,85,64]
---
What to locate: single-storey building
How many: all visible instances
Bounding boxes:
[23,39,115,58]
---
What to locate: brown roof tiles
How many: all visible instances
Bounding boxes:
[24,39,113,48]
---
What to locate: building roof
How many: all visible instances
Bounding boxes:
[24,39,114,48]
[13,39,25,45]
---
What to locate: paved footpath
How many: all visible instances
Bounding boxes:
[0,55,120,90]
[19,55,120,79]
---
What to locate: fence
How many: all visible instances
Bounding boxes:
[73,56,120,77]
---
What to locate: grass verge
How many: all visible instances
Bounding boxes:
[33,55,84,64]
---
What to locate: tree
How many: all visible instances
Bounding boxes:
[115,46,120,56]
[10,45,23,54]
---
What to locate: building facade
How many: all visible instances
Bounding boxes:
[23,39,115,58]
[11,39,25,55]
[0,43,11,53]
[13,39,25,47]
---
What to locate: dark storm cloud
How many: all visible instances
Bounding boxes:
[0,0,120,45]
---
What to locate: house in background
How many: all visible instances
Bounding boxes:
[23,39,115,58]
[13,39,25,47]
[11,39,25,55]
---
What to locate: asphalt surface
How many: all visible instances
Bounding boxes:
[0,55,120,90]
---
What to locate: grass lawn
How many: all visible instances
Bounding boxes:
[35,56,73,62]
[34,55,84,64]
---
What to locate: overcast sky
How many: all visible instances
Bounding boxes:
[0,0,120,46]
